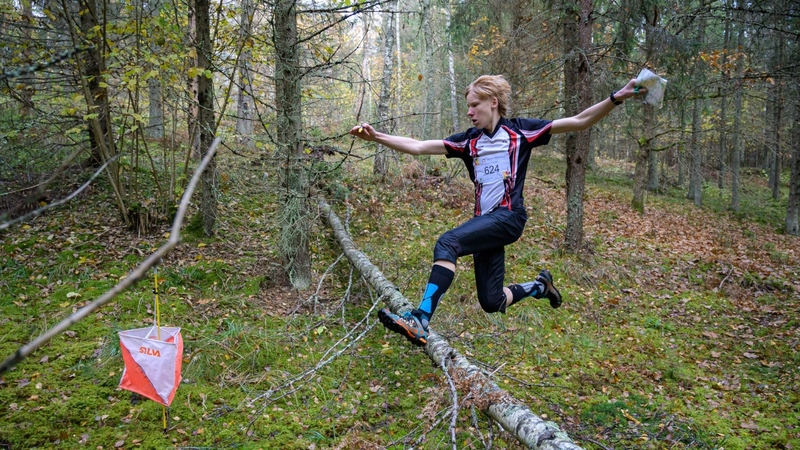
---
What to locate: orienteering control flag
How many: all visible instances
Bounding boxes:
[119,326,183,406]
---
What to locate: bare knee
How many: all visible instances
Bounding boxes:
[478,291,506,314]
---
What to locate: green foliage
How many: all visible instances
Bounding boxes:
[2,142,800,450]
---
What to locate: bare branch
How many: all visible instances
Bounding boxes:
[442,356,459,450]
[0,154,119,231]
[0,137,222,375]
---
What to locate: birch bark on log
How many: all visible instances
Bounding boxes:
[319,198,583,450]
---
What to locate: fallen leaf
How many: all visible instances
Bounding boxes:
[743,352,758,359]
[740,421,759,430]
[115,440,125,448]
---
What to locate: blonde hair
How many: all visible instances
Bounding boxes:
[465,75,511,117]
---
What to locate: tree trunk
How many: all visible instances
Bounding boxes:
[687,15,705,207]
[770,81,782,200]
[275,0,311,290]
[445,0,458,134]
[633,6,660,208]
[19,0,34,116]
[647,146,659,192]
[395,9,402,131]
[188,2,201,159]
[145,0,165,139]
[563,0,593,250]
[235,0,254,149]
[768,25,785,201]
[420,0,433,138]
[633,104,654,212]
[80,0,114,167]
[357,12,372,124]
[373,1,396,178]
[688,95,703,206]
[319,198,584,450]
[678,108,686,186]
[786,73,800,235]
[66,0,128,224]
[146,77,164,139]
[730,12,745,212]
[196,0,217,236]
[717,13,730,190]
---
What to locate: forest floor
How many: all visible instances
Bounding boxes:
[1,152,798,449]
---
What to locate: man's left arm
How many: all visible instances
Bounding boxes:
[550,79,644,135]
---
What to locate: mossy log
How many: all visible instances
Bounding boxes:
[319,198,584,450]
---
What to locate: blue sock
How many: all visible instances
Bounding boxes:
[415,265,454,325]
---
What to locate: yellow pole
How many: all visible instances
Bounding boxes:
[154,269,161,340]
[154,269,166,430]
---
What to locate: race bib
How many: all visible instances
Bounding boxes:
[474,152,511,184]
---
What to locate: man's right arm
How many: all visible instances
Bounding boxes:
[350,123,447,156]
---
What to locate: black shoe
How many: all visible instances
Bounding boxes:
[536,270,562,308]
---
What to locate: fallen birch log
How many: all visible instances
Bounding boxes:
[319,198,583,450]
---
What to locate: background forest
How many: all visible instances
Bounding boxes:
[1,0,798,449]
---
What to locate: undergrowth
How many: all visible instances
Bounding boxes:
[1,149,798,449]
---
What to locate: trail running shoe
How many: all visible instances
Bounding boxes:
[536,269,562,309]
[377,308,428,347]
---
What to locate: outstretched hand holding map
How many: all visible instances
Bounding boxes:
[636,68,668,109]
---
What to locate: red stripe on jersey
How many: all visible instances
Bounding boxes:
[521,122,552,143]
[469,137,480,158]
[443,138,469,154]
[474,182,483,216]
[497,125,521,211]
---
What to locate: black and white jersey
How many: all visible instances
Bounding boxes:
[443,118,552,216]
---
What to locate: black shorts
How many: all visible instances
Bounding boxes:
[433,208,527,313]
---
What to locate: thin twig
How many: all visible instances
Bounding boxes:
[0,154,120,231]
[289,253,345,315]
[246,292,385,434]
[441,356,459,450]
[0,138,221,374]
[719,264,734,289]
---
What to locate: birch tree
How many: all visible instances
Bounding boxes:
[373,1,397,178]
[145,0,165,139]
[445,0,458,133]
[236,0,255,149]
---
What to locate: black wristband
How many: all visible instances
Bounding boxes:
[610,91,623,105]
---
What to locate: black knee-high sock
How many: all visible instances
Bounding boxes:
[507,280,544,307]
[415,265,454,326]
